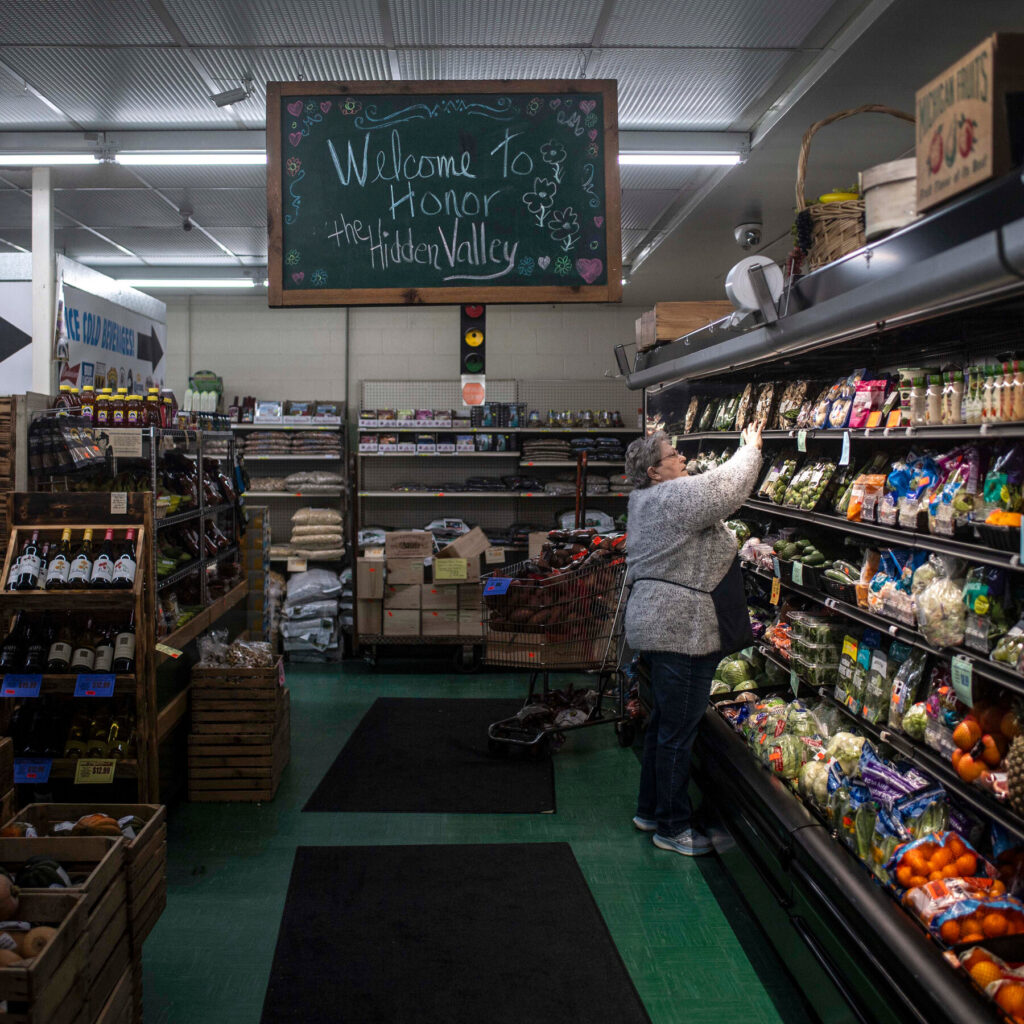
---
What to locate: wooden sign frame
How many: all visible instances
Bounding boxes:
[267,79,621,307]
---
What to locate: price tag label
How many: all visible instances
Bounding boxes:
[772,556,780,577]
[951,655,974,706]
[483,577,513,596]
[155,643,182,659]
[14,758,51,784]
[770,577,781,605]
[1,674,42,698]
[286,558,308,572]
[840,430,851,466]
[73,674,116,697]
[485,547,505,565]
[105,429,143,459]
[109,491,128,514]
[790,667,800,697]
[797,430,807,453]
[434,558,467,581]
[74,759,117,785]
[791,561,804,586]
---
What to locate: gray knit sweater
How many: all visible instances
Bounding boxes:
[624,444,762,656]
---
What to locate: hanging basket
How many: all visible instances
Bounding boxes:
[795,104,914,271]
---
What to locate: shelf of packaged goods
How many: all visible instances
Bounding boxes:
[744,561,1024,699]
[359,451,519,457]
[357,491,631,498]
[156,544,239,592]
[231,423,341,431]
[519,460,625,467]
[242,490,342,498]
[674,424,1024,444]
[241,454,341,461]
[155,578,249,665]
[743,499,1021,574]
[269,554,344,563]
[155,502,232,529]
[0,588,136,610]
[358,426,638,434]
[43,758,138,780]
[357,634,481,646]
[0,673,136,695]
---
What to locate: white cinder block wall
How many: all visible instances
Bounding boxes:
[164,296,642,409]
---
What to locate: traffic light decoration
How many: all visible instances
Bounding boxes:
[460,304,485,375]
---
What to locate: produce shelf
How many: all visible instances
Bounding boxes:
[241,454,341,461]
[45,758,138,780]
[359,452,518,458]
[155,578,249,665]
[358,490,631,498]
[519,460,625,467]
[242,490,343,498]
[231,423,340,431]
[673,424,1024,444]
[358,426,638,434]
[156,544,239,592]
[156,502,233,529]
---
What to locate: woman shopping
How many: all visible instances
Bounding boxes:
[623,422,763,856]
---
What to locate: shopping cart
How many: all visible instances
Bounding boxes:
[483,545,636,754]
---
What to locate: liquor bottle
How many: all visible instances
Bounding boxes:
[46,614,74,672]
[35,542,50,589]
[11,531,42,590]
[67,529,94,588]
[22,619,51,672]
[0,613,28,670]
[111,529,137,589]
[63,712,89,759]
[112,613,136,673]
[69,619,96,672]
[93,626,115,674]
[44,529,73,589]
[90,529,116,588]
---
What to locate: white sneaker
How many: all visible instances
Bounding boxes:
[632,815,657,832]
[652,828,714,856]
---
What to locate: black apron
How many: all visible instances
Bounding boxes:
[633,555,753,657]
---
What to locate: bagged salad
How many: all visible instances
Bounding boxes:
[916,553,968,648]
[862,640,913,725]
[888,649,929,732]
[775,381,809,429]
[963,566,1012,655]
[929,447,984,537]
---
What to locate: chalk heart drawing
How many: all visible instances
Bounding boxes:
[594,216,604,227]
[549,99,561,108]
[320,101,332,113]
[576,258,603,284]
[287,100,303,116]
[537,256,551,270]
[588,129,598,141]
[292,272,305,284]
[579,100,596,114]
[289,132,302,146]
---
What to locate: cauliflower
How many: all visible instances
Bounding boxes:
[799,760,830,806]
[825,732,866,776]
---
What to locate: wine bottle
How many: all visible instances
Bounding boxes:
[90,529,116,588]
[93,626,115,673]
[85,710,111,757]
[46,614,74,672]
[107,711,134,759]
[63,712,89,759]
[67,529,94,588]
[44,528,73,589]
[12,531,42,591]
[0,613,28,670]
[35,542,50,589]
[70,619,96,671]
[112,613,136,673]
[22,619,50,672]
[111,529,137,588]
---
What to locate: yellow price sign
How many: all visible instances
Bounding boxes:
[770,577,781,605]
[155,643,182,659]
[434,558,468,581]
[74,759,117,784]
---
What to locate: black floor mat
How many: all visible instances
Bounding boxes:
[261,844,650,1024]
[302,697,555,813]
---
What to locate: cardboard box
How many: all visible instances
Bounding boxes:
[458,609,484,637]
[437,526,489,562]
[386,558,425,585]
[422,609,459,636]
[422,584,458,610]
[382,608,420,636]
[431,553,482,585]
[384,583,421,609]
[916,33,1024,213]
[529,531,550,559]
[385,530,434,559]
[458,583,483,610]
[357,599,382,636]
[357,556,385,599]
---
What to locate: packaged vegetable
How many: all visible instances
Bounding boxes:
[846,629,881,715]
[734,383,755,431]
[895,785,950,839]
[825,731,866,777]
[827,370,866,429]
[757,454,799,501]
[923,662,963,757]
[775,381,809,429]
[836,634,861,709]
[683,396,701,433]
[753,383,777,429]
[963,566,1012,655]
[991,621,1024,671]
[890,831,994,890]
[783,459,837,511]
[916,554,968,647]
[697,399,719,433]
[714,394,741,431]
[902,702,929,741]
[888,649,929,732]
[862,642,912,725]
[847,474,887,522]
[798,758,832,806]
[982,443,1024,514]
[870,805,912,883]
[849,379,888,430]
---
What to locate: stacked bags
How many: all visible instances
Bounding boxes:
[288,507,345,560]
[281,568,342,662]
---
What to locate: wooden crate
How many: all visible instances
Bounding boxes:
[93,965,133,1024]
[636,301,735,351]
[0,737,13,793]
[188,689,290,802]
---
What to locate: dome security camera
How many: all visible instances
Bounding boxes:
[734,222,762,250]
[180,204,194,232]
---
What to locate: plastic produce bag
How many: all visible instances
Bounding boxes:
[862,641,912,725]
[992,620,1024,672]
[888,649,929,732]
[286,568,343,604]
[916,554,968,647]
[963,566,1011,655]
[895,786,950,839]
[825,731,866,777]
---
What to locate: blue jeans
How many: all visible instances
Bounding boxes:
[637,651,719,837]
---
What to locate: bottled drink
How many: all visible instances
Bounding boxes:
[79,385,96,424]
[22,620,50,672]
[93,626,115,673]
[70,619,96,671]
[111,529,137,589]
[45,529,73,589]
[68,529,94,588]
[35,543,50,590]
[111,389,128,426]
[47,614,74,672]
[85,711,111,757]
[90,529,116,588]
[145,388,161,427]
[11,531,42,591]
[126,394,143,426]
[63,712,89,759]
[94,394,110,426]
[0,613,28,670]
[113,613,136,673]
[107,711,135,759]
[55,384,76,415]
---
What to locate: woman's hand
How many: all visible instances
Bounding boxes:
[741,419,764,450]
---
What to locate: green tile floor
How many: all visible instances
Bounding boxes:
[143,664,816,1023]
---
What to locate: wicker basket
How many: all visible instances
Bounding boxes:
[796,104,914,271]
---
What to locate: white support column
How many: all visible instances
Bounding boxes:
[31,166,55,396]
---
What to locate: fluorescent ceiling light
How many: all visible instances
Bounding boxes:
[116,152,266,166]
[0,154,99,166]
[118,278,260,289]
[618,153,741,166]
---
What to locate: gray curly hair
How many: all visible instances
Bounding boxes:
[625,431,669,490]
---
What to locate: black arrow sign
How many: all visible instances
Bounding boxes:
[0,315,30,364]
[137,325,164,369]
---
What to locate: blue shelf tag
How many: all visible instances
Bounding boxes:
[73,674,116,698]
[14,759,51,785]
[772,556,780,578]
[840,430,851,466]
[1,675,41,698]
[483,577,513,596]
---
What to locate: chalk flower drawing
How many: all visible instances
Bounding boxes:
[549,207,581,252]
[540,140,567,184]
[305,101,317,115]
[286,157,302,176]
[526,98,541,116]
[523,177,557,227]
[584,113,598,128]
[516,257,536,277]
[285,249,301,266]
[553,255,573,276]
[311,269,328,287]
[341,99,363,116]
[586,142,599,157]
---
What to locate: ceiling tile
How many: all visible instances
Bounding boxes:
[0,0,173,45]
[163,0,384,45]
[619,164,718,190]
[621,189,678,230]
[390,0,604,45]
[604,0,839,47]
[159,188,266,227]
[397,47,583,80]
[0,68,74,127]
[98,227,235,259]
[201,227,267,256]
[126,165,266,190]
[57,228,136,260]
[0,191,32,229]
[592,47,791,128]
[54,190,181,229]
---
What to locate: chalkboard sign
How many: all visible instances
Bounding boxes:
[267,80,621,306]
